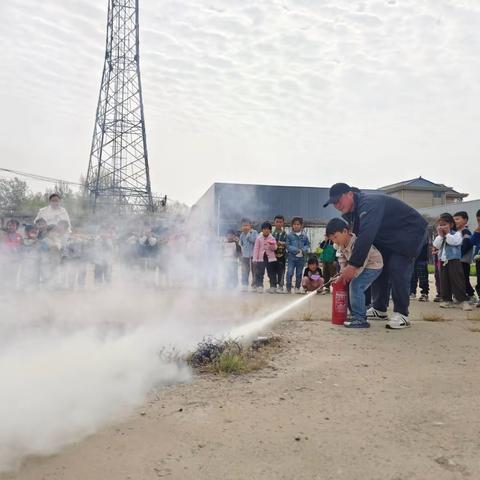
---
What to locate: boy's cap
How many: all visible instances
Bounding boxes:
[323,183,352,208]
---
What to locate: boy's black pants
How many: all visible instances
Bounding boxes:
[410,261,429,295]
[440,259,467,303]
[462,262,475,297]
[271,258,285,288]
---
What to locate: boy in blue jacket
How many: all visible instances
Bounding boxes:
[286,217,310,293]
[470,209,480,307]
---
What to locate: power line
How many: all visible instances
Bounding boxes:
[0,167,170,205]
[0,167,83,186]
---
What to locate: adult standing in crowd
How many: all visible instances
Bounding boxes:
[324,183,427,329]
[34,193,71,231]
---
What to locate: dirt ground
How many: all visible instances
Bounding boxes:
[3,291,480,480]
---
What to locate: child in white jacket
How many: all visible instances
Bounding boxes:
[433,213,471,311]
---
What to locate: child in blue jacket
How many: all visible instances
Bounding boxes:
[470,209,480,307]
[286,217,310,293]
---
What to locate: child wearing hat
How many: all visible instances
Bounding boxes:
[326,218,383,328]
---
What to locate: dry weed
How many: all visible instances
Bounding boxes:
[467,312,480,322]
[301,311,314,321]
[423,314,447,322]
[189,336,281,375]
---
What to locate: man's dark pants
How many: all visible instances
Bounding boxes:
[372,251,417,317]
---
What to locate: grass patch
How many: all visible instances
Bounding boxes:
[423,313,447,322]
[188,337,280,375]
[301,311,314,321]
[468,312,480,321]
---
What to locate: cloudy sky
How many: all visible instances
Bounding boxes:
[1,0,479,205]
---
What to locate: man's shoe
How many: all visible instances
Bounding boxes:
[386,313,411,329]
[418,294,429,302]
[440,301,455,309]
[344,319,370,328]
[366,307,388,320]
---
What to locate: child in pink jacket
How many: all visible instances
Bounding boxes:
[252,222,277,293]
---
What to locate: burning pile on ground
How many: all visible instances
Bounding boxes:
[188,336,280,374]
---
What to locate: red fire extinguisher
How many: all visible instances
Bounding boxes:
[331,280,348,325]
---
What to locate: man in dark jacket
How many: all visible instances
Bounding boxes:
[324,183,427,329]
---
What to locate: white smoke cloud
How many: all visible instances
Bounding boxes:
[0,283,262,473]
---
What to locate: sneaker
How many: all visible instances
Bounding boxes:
[386,312,411,329]
[267,287,276,294]
[418,294,429,302]
[439,301,455,309]
[296,288,304,294]
[366,307,388,320]
[344,319,370,328]
[433,296,442,303]
[461,301,473,311]
[410,293,416,300]
[467,295,477,305]
[256,287,264,293]
[276,287,285,294]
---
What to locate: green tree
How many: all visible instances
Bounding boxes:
[0,177,31,215]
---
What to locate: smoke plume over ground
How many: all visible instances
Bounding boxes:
[0,283,270,473]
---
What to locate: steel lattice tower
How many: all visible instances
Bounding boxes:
[86,0,154,213]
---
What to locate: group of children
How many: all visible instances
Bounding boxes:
[225,216,324,294]
[223,209,480,328]
[0,216,180,290]
[0,217,115,291]
[3,205,479,326]
[431,210,480,310]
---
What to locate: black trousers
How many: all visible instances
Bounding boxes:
[253,259,277,288]
[462,262,475,297]
[271,258,286,287]
[410,261,429,295]
[372,251,416,317]
[440,259,467,303]
[240,257,253,286]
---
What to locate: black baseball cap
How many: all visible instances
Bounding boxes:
[323,183,352,208]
